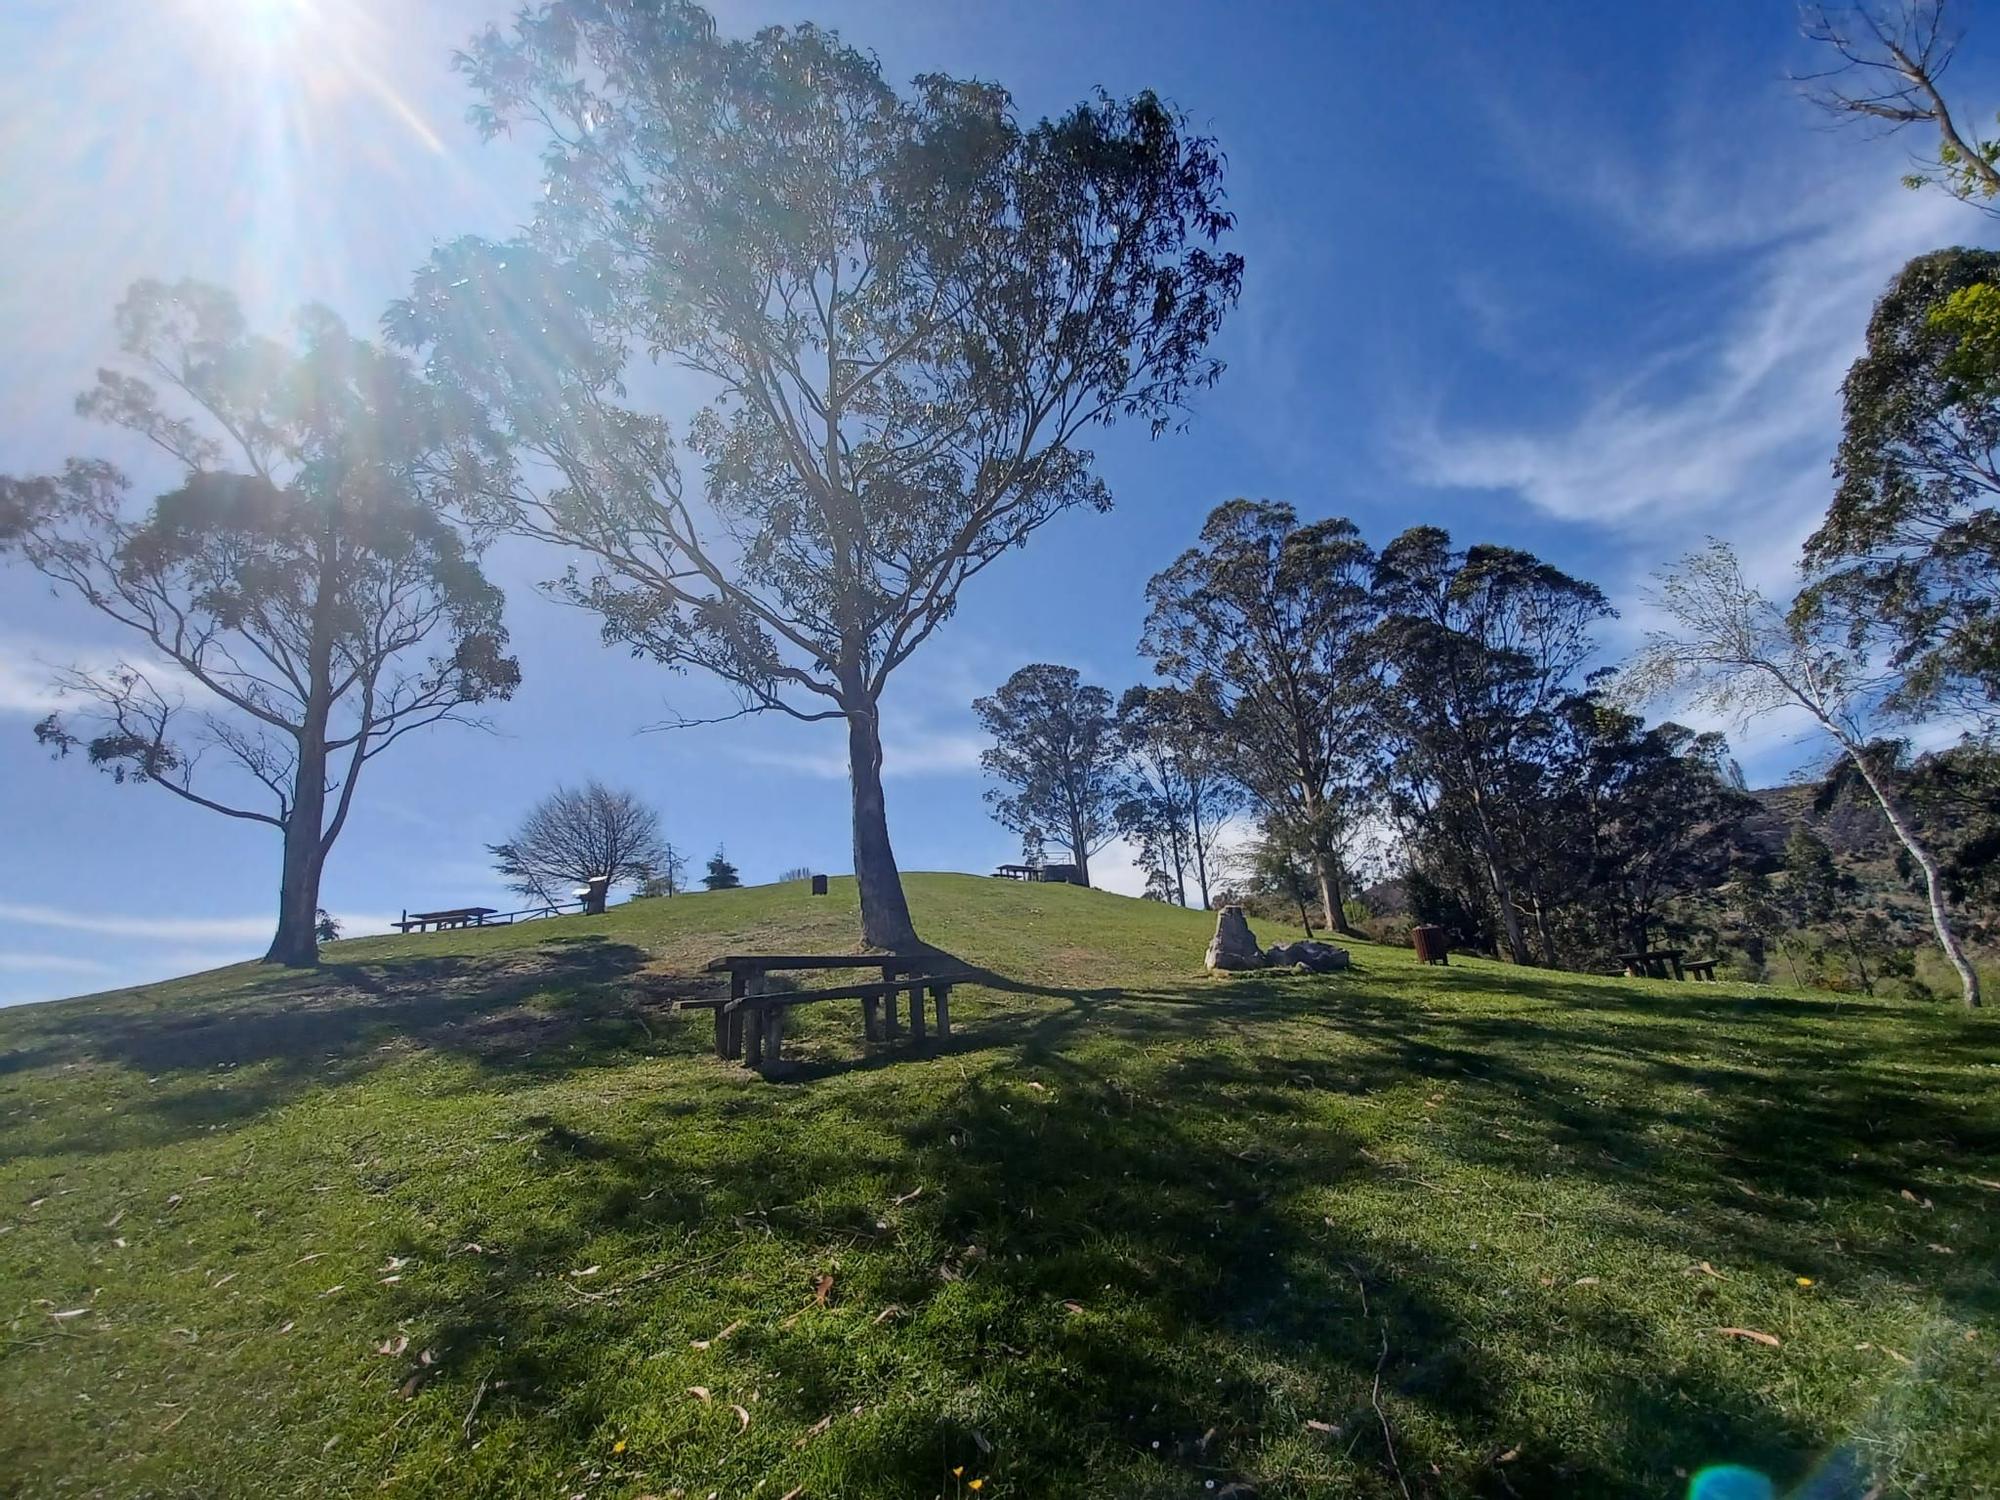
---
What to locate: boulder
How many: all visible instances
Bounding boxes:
[1264,939,1350,973]
[1205,905,1268,972]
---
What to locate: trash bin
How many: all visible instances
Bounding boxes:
[1410,924,1449,966]
[811,874,829,896]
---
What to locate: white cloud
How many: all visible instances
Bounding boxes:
[0,632,207,717]
[740,725,986,781]
[1403,177,1972,532]
[0,952,113,975]
[0,902,273,944]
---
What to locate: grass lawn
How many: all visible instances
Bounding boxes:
[1,873,1996,1498]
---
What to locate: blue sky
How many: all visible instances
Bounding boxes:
[3,0,1996,1004]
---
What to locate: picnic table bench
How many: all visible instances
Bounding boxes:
[1617,947,1686,981]
[396,906,498,933]
[1682,958,1720,982]
[693,954,968,1073]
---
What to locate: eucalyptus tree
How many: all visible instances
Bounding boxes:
[0,280,518,967]
[1801,247,2000,732]
[1116,682,1238,908]
[391,0,1240,950]
[974,664,1126,887]
[1372,527,1612,966]
[1627,539,1981,1007]
[1142,502,1378,933]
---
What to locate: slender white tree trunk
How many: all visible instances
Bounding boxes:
[1844,744,1981,1008]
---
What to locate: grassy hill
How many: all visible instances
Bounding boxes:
[2,874,1996,1498]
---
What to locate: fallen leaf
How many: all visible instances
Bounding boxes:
[570,1265,601,1278]
[686,1386,711,1402]
[812,1273,835,1307]
[105,1210,124,1229]
[1728,1179,1757,1198]
[691,1320,742,1350]
[379,1274,402,1284]
[1062,1299,1085,1314]
[1572,1276,1600,1287]
[1697,1261,1726,1281]
[794,1414,832,1448]
[210,1272,237,1289]
[461,1242,485,1255]
[376,1336,409,1357]
[779,1489,804,1500]
[1027,1081,1046,1091]
[1714,1327,1781,1347]
[1304,1418,1340,1434]
[1972,1178,2000,1191]
[1882,1346,1913,1366]
[277,1321,295,1335]
[1496,1447,1521,1463]
[49,1307,90,1320]
[891,1186,923,1207]
[319,1284,346,1298]
[165,1193,182,1208]
[871,1304,902,1326]
[1928,1243,1955,1255]
[383,1256,410,1272]
[730,1403,751,1433]
[1898,1188,1934,1209]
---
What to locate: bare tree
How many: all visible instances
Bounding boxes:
[2,281,519,967]
[391,1,1241,952]
[1624,540,1980,1007]
[488,781,671,909]
[1798,1,2000,210]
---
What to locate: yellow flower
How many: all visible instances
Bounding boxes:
[969,1483,984,1492]
[952,1468,964,1478]
[1796,1277,1814,1287]
[612,1438,627,1454]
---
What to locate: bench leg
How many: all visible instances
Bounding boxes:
[882,989,899,1037]
[863,995,880,1041]
[744,1009,765,1068]
[763,1008,785,1070]
[908,983,926,1043]
[713,1008,728,1058]
[933,985,950,1039]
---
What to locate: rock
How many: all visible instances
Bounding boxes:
[1205,905,1268,972]
[1264,940,1350,973]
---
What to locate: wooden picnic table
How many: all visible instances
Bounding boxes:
[695,953,967,1073]
[397,906,498,933]
[1617,948,1686,981]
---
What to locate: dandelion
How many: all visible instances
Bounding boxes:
[613,1438,627,1454]
[969,1483,984,1493]
[1796,1276,1814,1287]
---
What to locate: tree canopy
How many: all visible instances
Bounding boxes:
[1,280,518,966]
[974,664,1126,886]
[389,0,1240,948]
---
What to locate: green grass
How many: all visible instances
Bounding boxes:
[2,874,1996,1498]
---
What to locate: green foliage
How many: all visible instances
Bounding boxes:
[0,279,519,966]
[1804,248,2000,730]
[700,845,741,891]
[1,876,1995,1496]
[973,664,1126,881]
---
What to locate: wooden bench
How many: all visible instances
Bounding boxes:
[1683,958,1720,982]
[699,954,965,1073]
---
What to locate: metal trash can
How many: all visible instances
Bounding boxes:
[811,874,829,896]
[1410,924,1449,966]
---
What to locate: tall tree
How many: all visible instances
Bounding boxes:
[1797,2,2000,211]
[1626,539,1981,1007]
[1115,683,1238,908]
[0,280,518,967]
[1142,502,1377,933]
[488,781,671,909]
[390,0,1240,950]
[1372,527,1612,966]
[974,664,1125,886]
[1801,247,2000,732]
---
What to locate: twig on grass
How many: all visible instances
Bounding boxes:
[461,1377,489,1441]
[1371,1325,1410,1500]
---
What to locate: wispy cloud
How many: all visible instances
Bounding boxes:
[0,633,205,717]
[1402,177,1970,532]
[0,952,113,975]
[0,902,272,944]
[740,726,986,782]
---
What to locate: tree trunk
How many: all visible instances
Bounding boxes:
[848,698,919,952]
[1483,851,1530,966]
[264,741,328,968]
[1845,744,1980,1008]
[1190,798,1212,910]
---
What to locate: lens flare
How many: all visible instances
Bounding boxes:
[1689,1465,1776,1500]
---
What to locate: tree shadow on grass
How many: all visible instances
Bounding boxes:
[375,1007,1894,1499]
[0,937,702,1155]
